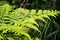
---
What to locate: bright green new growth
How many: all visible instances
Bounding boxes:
[0,4,59,40]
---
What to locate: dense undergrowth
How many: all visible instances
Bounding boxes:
[0,4,60,40]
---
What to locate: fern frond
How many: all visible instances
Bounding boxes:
[0,4,60,40]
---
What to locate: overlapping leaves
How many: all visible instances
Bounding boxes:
[0,4,59,40]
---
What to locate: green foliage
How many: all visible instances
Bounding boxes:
[0,0,52,9]
[39,19,59,40]
[0,4,60,40]
[0,1,8,5]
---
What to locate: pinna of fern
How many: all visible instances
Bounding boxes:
[0,4,60,40]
